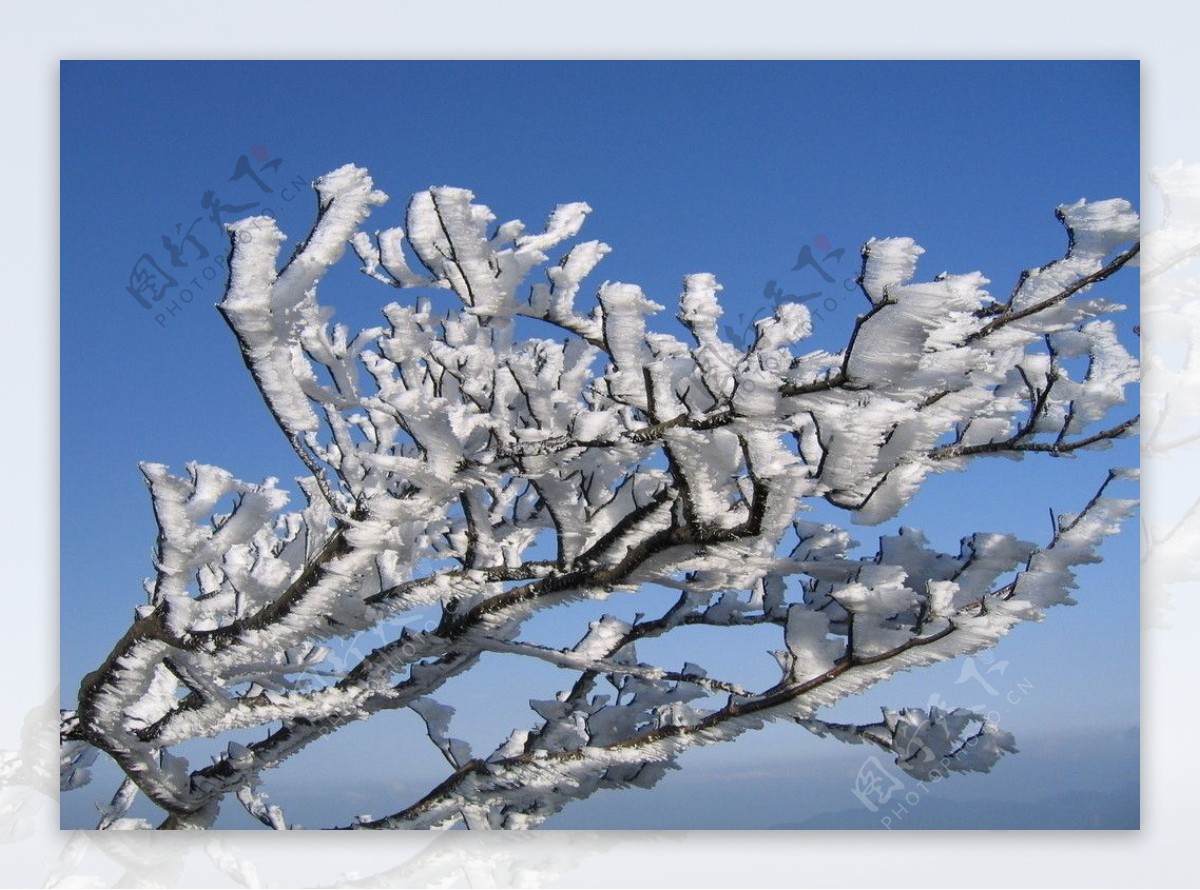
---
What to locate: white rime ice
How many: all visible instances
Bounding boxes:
[64,166,1139,830]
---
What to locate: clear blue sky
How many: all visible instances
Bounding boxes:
[60,61,1140,829]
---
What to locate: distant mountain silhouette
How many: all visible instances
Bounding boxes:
[770,782,1138,830]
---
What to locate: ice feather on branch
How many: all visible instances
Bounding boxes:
[63,165,1138,829]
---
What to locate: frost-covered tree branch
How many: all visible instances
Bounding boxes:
[63,165,1139,829]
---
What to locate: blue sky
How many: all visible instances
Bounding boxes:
[60,60,1140,829]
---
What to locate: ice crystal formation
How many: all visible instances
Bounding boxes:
[62,165,1139,829]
